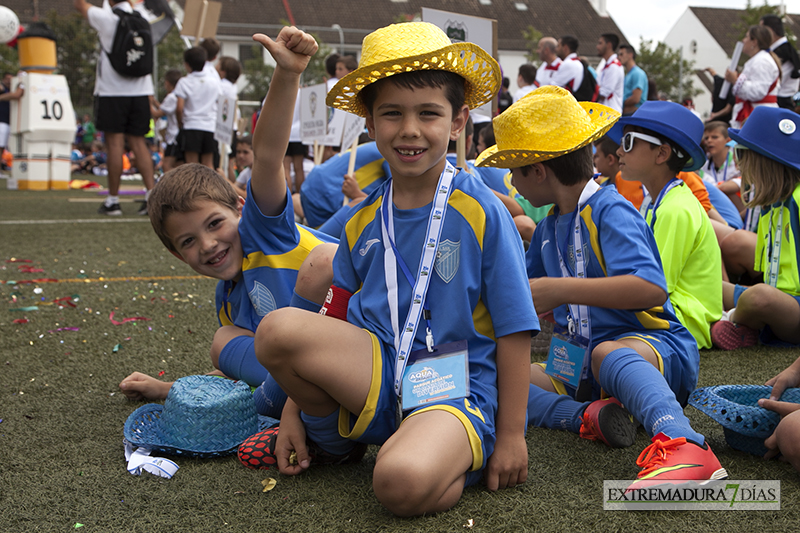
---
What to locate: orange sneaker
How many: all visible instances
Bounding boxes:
[627,433,728,490]
[579,397,638,448]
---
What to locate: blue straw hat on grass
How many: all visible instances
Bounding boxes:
[124,375,274,458]
[689,385,800,456]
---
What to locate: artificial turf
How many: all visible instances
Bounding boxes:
[1,179,799,532]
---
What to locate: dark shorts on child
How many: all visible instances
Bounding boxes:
[164,142,183,159]
[94,96,151,136]
[335,331,496,487]
[285,141,306,157]
[182,129,217,155]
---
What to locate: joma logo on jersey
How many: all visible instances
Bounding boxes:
[408,366,439,383]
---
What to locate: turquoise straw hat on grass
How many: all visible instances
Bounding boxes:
[124,375,274,458]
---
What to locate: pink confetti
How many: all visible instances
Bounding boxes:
[48,327,81,333]
[109,311,151,325]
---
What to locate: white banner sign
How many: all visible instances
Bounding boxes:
[340,113,366,152]
[299,83,328,143]
[214,96,236,146]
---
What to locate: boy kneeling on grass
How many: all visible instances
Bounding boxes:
[477,86,727,488]
[240,22,539,516]
[119,28,337,421]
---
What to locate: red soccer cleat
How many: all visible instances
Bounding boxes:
[711,320,759,350]
[627,433,728,490]
[579,397,638,448]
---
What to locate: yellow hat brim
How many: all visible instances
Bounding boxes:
[326,42,500,117]
[476,102,619,168]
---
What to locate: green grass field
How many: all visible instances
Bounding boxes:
[1,178,799,532]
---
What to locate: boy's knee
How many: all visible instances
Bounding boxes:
[373,454,434,516]
[296,243,338,301]
[738,284,773,314]
[254,307,303,368]
[774,411,800,468]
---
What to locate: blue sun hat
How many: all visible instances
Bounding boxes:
[728,106,800,172]
[689,385,800,456]
[124,375,274,458]
[616,101,706,172]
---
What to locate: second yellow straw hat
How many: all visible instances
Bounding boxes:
[326,22,501,117]
[476,86,619,168]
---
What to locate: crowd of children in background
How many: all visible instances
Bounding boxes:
[105,18,800,518]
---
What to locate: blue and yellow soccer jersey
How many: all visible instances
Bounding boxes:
[334,170,539,419]
[446,154,510,195]
[527,185,695,347]
[754,183,800,296]
[300,142,391,228]
[645,182,722,349]
[216,181,338,332]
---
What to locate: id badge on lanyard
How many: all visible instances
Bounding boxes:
[544,180,598,399]
[380,163,469,423]
[768,204,785,288]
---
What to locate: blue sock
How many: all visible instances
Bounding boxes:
[217,335,267,386]
[300,409,355,455]
[598,348,704,445]
[527,384,587,434]
[290,290,322,313]
[252,375,288,419]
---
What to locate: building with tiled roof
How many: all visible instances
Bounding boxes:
[4,0,627,98]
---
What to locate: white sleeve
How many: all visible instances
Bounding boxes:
[734,54,780,101]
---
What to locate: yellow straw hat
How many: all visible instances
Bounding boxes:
[326,22,500,117]
[476,86,620,168]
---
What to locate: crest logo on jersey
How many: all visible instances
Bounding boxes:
[249,280,277,317]
[435,240,460,284]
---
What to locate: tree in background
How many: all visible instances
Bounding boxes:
[154,28,186,101]
[736,0,795,43]
[523,25,543,63]
[241,44,274,103]
[0,43,19,75]
[45,11,97,117]
[636,39,700,102]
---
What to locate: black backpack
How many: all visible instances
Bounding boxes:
[572,62,597,102]
[107,9,153,78]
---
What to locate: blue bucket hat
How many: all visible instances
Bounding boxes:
[689,385,800,456]
[728,106,800,172]
[124,375,275,458]
[616,101,706,172]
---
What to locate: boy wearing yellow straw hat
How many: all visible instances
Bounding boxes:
[477,86,727,488]
[247,22,539,516]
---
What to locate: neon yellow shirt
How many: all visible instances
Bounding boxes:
[646,182,722,349]
[754,183,800,296]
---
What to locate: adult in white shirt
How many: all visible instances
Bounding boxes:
[534,37,566,88]
[74,0,155,216]
[594,33,624,113]
[513,64,537,102]
[725,25,780,129]
[556,35,584,96]
[760,14,800,110]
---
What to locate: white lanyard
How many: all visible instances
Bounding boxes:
[554,180,600,339]
[768,204,785,288]
[382,162,456,396]
[710,152,732,184]
[645,178,682,229]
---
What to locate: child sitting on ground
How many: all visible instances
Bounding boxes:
[759,355,800,472]
[711,106,800,350]
[477,86,726,487]
[119,30,338,418]
[241,22,539,516]
[616,101,722,349]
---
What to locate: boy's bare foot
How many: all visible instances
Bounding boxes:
[119,372,173,401]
